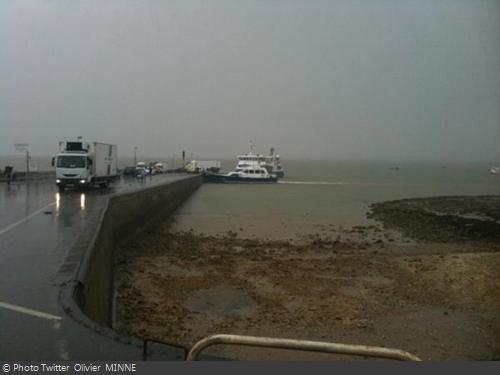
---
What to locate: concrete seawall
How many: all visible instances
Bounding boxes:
[62,175,202,329]
[0,170,55,182]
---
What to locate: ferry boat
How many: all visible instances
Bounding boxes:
[236,143,285,178]
[203,166,278,184]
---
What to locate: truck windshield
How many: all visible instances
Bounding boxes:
[57,156,86,168]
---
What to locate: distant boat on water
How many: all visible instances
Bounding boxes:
[490,166,500,174]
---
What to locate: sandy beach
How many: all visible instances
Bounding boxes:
[114,195,500,360]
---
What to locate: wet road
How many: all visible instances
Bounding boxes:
[0,175,188,360]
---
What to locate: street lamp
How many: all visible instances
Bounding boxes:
[134,146,138,166]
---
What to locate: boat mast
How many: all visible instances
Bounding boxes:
[249,140,256,155]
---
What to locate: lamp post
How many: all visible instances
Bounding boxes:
[134,146,138,166]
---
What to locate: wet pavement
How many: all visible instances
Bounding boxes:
[0,175,188,360]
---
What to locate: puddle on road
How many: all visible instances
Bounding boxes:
[184,285,257,317]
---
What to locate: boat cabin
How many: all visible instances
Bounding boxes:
[233,166,270,177]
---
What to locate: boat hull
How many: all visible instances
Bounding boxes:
[203,173,277,184]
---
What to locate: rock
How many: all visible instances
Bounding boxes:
[232,246,245,253]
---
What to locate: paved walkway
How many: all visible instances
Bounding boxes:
[0,176,187,360]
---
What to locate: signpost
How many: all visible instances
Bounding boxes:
[14,143,30,186]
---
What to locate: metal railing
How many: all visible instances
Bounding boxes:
[186,334,421,361]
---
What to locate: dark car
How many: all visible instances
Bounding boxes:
[122,166,137,177]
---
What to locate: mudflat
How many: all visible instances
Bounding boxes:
[114,196,500,360]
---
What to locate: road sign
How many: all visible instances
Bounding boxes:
[14,143,29,152]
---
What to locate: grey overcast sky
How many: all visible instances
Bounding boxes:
[1,0,499,161]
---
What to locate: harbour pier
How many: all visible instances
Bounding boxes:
[0,174,201,360]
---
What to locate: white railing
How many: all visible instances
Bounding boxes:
[186,334,421,361]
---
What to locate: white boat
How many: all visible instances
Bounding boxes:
[490,167,500,174]
[204,166,278,184]
[236,142,285,178]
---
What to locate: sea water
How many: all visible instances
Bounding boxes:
[171,159,500,240]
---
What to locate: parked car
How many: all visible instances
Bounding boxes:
[136,167,148,179]
[136,162,151,178]
[122,166,137,177]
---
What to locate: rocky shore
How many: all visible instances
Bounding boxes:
[368,196,500,243]
[114,195,500,360]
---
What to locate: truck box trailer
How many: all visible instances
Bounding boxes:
[184,160,221,173]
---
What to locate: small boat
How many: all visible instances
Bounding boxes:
[203,166,278,184]
[490,167,500,174]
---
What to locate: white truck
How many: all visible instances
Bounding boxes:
[184,160,221,173]
[53,141,118,191]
